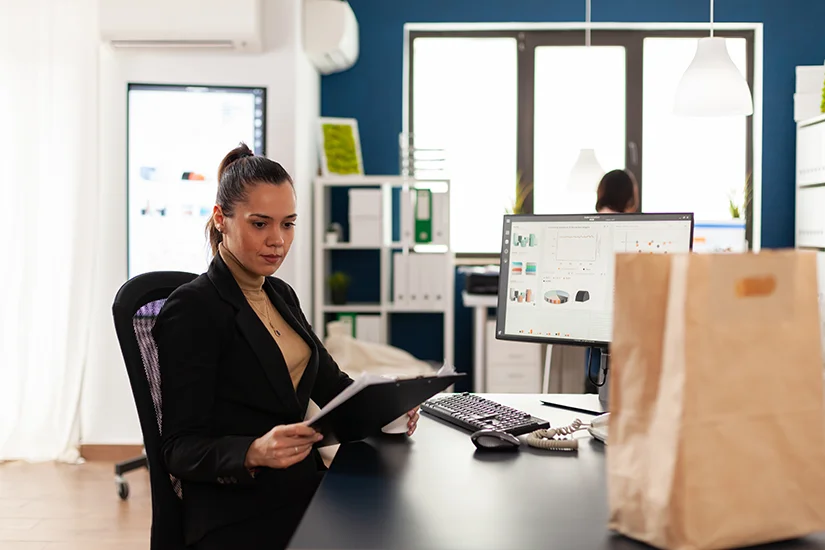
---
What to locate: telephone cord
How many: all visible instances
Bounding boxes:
[526,419,587,451]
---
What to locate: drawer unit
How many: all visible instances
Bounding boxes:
[485,320,542,393]
[487,363,542,394]
[796,186,825,248]
[797,120,825,187]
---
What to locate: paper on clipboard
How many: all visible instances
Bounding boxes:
[305,363,458,427]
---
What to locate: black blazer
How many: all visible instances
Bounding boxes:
[153,254,353,545]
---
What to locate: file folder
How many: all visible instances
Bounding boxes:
[306,372,465,446]
[414,189,432,243]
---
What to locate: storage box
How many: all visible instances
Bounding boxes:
[796,65,825,94]
[348,188,382,245]
[794,92,822,122]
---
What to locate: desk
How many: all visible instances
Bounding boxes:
[289,394,825,550]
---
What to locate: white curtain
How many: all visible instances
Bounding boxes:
[0,0,100,462]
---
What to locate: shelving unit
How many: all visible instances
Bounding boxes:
[313,175,455,369]
[795,113,825,363]
[796,113,825,248]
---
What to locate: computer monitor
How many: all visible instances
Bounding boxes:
[495,213,694,348]
[126,83,267,279]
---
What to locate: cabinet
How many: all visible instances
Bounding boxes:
[796,114,825,363]
[796,114,825,249]
[484,320,542,393]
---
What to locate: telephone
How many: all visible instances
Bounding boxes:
[526,413,609,451]
[588,413,609,443]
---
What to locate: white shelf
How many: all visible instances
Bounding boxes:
[315,175,450,189]
[386,305,450,313]
[313,175,455,369]
[321,304,452,314]
[322,242,451,252]
[316,175,406,186]
[323,243,383,250]
[798,112,825,128]
[461,291,498,308]
[322,304,383,313]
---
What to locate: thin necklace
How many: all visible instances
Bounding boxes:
[260,293,282,337]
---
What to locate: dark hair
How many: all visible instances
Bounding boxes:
[206,143,294,255]
[595,169,639,213]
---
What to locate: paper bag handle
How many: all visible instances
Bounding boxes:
[734,274,777,298]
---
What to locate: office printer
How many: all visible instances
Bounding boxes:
[460,265,500,295]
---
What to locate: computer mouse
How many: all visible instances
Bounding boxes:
[381,414,409,435]
[470,429,521,451]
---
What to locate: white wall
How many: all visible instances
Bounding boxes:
[81,0,320,444]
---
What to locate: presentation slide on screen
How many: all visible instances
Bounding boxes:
[127,84,265,278]
[503,218,692,343]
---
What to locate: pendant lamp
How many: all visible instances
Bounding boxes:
[673,0,753,117]
[568,148,605,192]
[566,0,605,192]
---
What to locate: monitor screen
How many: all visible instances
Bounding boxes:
[495,213,694,347]
[126,83,266,278]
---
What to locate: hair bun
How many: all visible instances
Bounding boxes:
[236,142,254,158]
[217,142,255,182]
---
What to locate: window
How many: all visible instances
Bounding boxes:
[411,36,517,254]
[533,46,626,215]
[407,28,755,255]
[641,37,749,220]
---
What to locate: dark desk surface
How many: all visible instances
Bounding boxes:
[289,394,825,550]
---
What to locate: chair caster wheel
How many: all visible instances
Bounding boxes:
[116,479,130,500]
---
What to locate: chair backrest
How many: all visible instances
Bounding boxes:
[112,271,197,550]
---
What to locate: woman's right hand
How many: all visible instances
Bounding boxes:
[244,423,323,470]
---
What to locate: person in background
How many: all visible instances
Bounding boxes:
[585,169,640,393]
[595,169,639,214]
[153,143,419,550]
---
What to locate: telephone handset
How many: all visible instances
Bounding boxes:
[588,413,609,444]
[526,413,609,451]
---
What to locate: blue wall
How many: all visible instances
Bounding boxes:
[321,0,825,385]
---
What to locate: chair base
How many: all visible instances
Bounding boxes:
[114,454,148,500]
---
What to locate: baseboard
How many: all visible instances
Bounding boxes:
[80,444,144,462]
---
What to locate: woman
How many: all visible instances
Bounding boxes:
[595,169,639,214]
[153,143,419,550]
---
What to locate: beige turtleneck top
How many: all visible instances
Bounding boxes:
[219,243,311,390]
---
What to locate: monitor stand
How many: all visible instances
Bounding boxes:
[539,346,609,416]
[597,349,610,409]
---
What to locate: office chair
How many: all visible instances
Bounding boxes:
[112,271,197,550]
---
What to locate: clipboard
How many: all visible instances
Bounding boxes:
[306,373,465,446]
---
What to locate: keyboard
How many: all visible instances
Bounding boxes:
[421,393,550,436]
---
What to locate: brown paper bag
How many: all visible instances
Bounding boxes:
[608,250,825,550]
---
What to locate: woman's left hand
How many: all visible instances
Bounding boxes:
[406,406,420,436]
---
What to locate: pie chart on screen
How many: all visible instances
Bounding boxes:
[544,290,569,304]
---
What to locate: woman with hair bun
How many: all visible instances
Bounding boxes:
[153,143,419,549]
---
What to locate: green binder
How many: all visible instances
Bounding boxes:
[414,189,432,243]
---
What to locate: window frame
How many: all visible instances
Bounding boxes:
[405,26,758,259]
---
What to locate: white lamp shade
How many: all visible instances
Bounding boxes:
[567,148,605,192]
[674,37,753,117]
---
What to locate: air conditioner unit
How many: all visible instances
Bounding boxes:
[99,0,263,52]
[304,0,359,75]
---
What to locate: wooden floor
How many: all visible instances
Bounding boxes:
[0,460,151,549]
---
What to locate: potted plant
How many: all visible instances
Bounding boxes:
[325,222,343,244]
[506,170,533,215]
[821,73,825,114]
[328,271,351,305]
[728,172,752,219]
